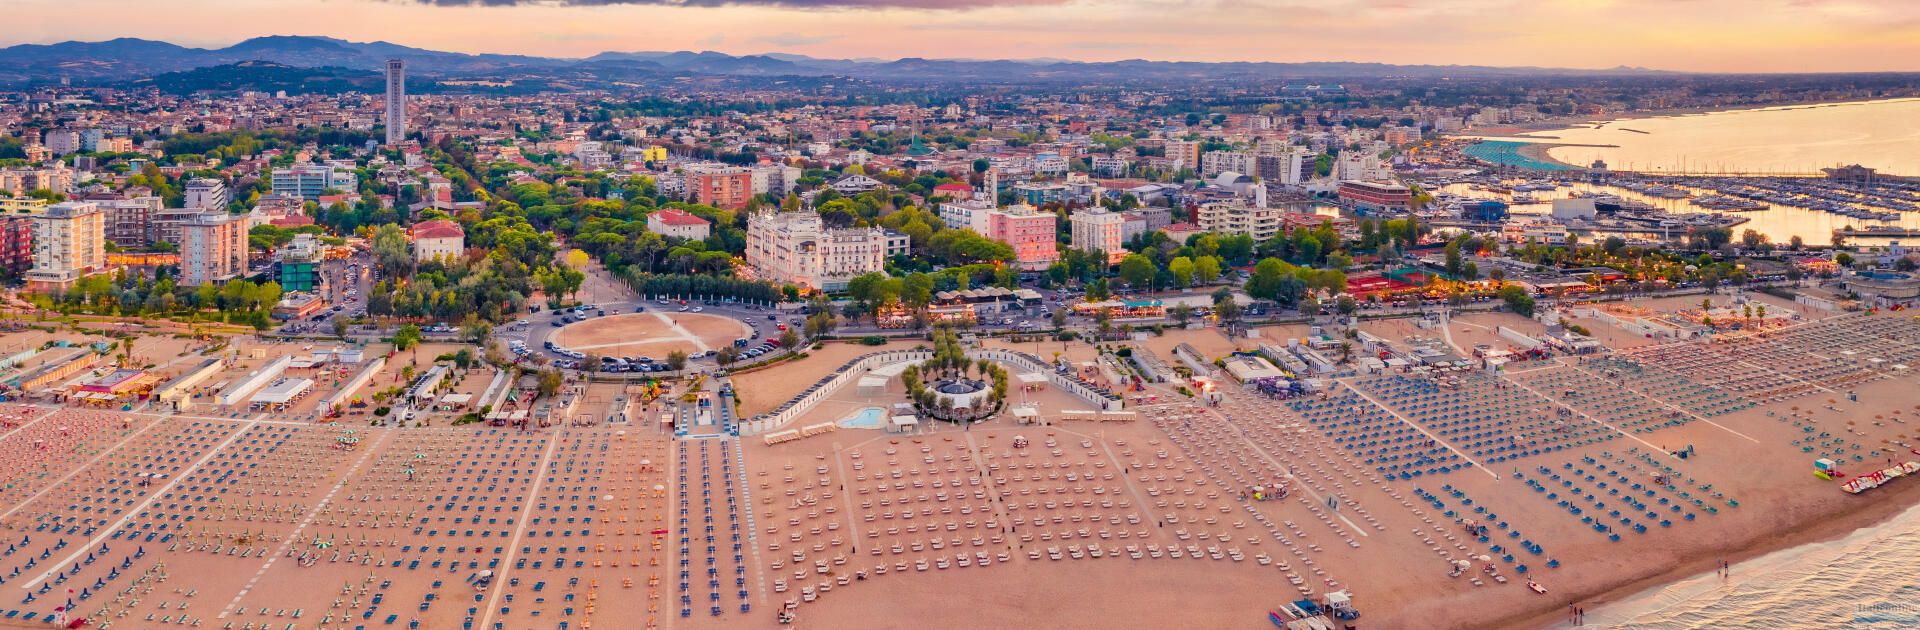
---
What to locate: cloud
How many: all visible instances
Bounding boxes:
[750,32,845,46]
[409,0,1069,8]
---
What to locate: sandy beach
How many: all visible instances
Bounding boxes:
[4,301,1919,630]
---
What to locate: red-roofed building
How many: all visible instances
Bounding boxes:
[1162,222,1207,245]
[933,183,974,198]
[645,208,712,241]
[411,220,465,263]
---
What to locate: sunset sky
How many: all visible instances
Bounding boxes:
[7,0,1920,72]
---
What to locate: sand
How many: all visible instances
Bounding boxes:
[555,312,753,358]
[728,339,928,418]
[7,305,1920,630]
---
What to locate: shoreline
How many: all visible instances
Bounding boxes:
[1482,470,1920,630]
[1479,95,1920,135]
[1514,142,1581,170]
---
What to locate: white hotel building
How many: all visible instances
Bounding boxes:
[745,212,889,292]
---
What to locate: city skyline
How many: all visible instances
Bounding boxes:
[4,0,1920,73]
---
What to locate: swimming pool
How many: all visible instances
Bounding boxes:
[838,407,886,429]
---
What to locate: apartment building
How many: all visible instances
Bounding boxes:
[1090,156,1130,177]
[745,211,888,292]
[687,166,753,209]
[1201,150,1254,177]
[183,178,230,210]
[1195,199,1283,241]
[26,201,105,293]
[962,203,1058,271]
[41,129,80,156]
[749,164,803,197]
[0,165,75,196]
[178,212,248,287]
[271,165,358,202]
[154,207,212,247]
[1068,208,1128,265]
[937,199,994,231]
[1165,140,1202,170]
[1254,151,1308,187]
[1337,180,1413,215]
[0,198,45,276]
[100,197,162,247]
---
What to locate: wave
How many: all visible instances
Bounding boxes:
[1546,501,1920,629]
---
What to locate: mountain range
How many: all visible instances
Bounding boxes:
[0,35,1677,88]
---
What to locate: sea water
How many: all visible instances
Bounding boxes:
[1548,501,1920,629]
[1518,98,1920,177]
[838,407,885,429]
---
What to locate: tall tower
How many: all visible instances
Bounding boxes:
[384,59,406,146]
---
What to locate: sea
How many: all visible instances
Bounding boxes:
[1541,500,1920,629]
[1433,178,1920,247]
[1506,98,1920,177]
[1447,98,1920,246]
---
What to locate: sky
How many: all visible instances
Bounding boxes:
[7,0,1920,72]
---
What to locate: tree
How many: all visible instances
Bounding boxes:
[666,350,688,372]
[1337,295,1357,316]
[371,224,414,277]
[1046,262,1069,286]
[537,370,563,398]
[1789,235,1805,251]
[333,317,349,339]
[1194,256,1222,286]
[1489,268,1507,286]
[1117,254,1156,290]
[461,320,492,344]
[780,327,800,350]
[1085,278,1111,302]
[394,323,422,351]
[1835,252,1854,268]
[716,345,740,369]
[1168,257,1196,288]
[1244,257,1288,301]
[1169,304,1194,326]
[1215,299,1243,326]
[1051,308,1068,329]
[1498,285,1536,318]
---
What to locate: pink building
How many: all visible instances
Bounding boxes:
[970,204,1058,271]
